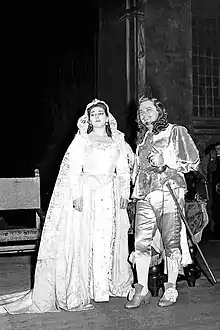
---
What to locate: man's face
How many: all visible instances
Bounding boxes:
[139,101,159,126]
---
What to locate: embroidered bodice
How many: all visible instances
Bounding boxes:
[83,141,120,176]
[69,133,131,200]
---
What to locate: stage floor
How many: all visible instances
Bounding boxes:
[0,240,219,330]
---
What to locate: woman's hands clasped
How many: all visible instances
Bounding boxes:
[73,197,83,212]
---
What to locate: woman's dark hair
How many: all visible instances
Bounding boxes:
[87,102,112,137]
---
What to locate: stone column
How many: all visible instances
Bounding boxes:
[144,0,193,132]
[97,0,144,143]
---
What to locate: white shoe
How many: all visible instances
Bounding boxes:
[158,282,178,307]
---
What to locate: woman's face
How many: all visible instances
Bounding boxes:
[139,100,159,126]
[89,106,108,128]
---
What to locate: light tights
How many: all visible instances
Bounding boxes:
[167,256,179,287]
[136,256,151,295]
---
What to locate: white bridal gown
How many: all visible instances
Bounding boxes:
[0,132,133,314]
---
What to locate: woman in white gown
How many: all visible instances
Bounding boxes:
[0,99,133,314]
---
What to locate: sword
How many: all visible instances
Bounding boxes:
[166,182,217,285]
[132,147,217,284]
[204,181,209,201]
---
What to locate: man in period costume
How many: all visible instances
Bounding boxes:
[125,97,200,308]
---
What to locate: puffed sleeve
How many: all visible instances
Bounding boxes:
[163,125,200,173]
[68,132,85,200]
[116,135,131,200]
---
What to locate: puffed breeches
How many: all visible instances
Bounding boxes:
[135,188,185,259]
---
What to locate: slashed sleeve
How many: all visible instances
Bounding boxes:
[163,125,200,173]
[68,132,85,200]
[116,135,131,200]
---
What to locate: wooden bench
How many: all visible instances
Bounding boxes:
[0,169,45,254]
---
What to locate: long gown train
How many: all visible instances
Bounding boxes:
[0,132,133,314]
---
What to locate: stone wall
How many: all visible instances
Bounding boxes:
[144,0,193,133]
[191,0,220,154]
[98,0,220,153]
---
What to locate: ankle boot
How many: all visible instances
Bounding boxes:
[125,284,152,309]
[158,282,178,307]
